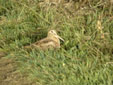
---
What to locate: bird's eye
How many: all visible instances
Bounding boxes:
[51,30,56,34]
[51,30,54,33]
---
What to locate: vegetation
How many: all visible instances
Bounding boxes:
[0,0,113,84]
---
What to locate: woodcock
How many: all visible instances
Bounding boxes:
[24,30,64,50]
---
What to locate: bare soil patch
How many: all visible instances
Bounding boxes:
[0,56,35,85]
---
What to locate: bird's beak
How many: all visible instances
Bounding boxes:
[56,35,64,42]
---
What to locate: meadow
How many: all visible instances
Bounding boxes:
[0,0,113,84]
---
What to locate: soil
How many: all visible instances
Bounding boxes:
[0,55,35,85]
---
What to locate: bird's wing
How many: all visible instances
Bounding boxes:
[24,38,60,50]
[33,38,59,48]
[33,38,54,45]
[24,38,51,49]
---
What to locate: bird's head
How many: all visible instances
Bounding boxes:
[47,30,64,41]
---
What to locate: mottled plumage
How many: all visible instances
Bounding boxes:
[24,30,64,50]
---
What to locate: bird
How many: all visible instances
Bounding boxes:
[24,30,64,50]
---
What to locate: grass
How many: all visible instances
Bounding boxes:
[0,0,113,85]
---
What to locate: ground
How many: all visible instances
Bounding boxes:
[0,0,113,85]
[0,55,35,85]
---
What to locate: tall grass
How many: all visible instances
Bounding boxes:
[0,0,113,84]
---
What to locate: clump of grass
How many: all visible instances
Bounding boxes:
[0,0,113,84]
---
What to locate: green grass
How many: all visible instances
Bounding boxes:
[0,0,113,85]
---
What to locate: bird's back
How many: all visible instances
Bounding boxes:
[24,37,60,50]
[33,37,60,50]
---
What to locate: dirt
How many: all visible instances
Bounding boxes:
[0,55,35,85]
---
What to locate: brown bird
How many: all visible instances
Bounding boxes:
[24,30,64,50]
